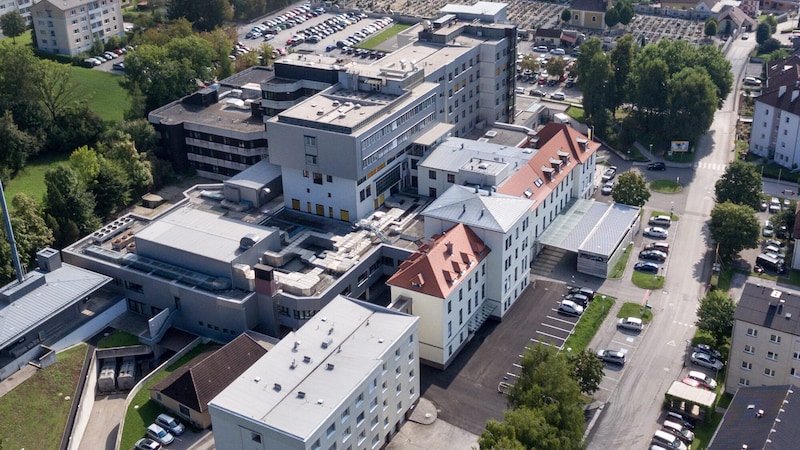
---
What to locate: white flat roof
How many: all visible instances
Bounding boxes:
[209,296,417,441]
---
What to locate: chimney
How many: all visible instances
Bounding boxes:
[778,299,785,314]
[577,138,588,152]
[254,264,278,297]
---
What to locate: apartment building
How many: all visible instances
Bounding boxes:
[208,295,419,450]
[749,56,800,169]
[386,223,490,369]
[726,283,800,393]
[422,185,534,319]
[266,14,517,222]
[31,0,124,56]
[0,0,34,22]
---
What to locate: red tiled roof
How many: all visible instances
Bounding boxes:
[386,224,489,298]
[498,123,598,205]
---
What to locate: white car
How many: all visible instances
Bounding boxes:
[617,317,643,331]
[643,227,668,239]
[686,370,717,390]
[550,92,566,101]
[601,180,614,195]
[558,299,584,316]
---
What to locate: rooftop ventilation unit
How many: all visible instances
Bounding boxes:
[273,383,282,391]
[332,100,340,106]
[484,131,498,138]
[321,337,334,349]
[303,355,312,363]
[297,391,306,399]
[327,363,335,370]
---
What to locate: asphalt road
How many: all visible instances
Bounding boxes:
[586,35,756,449]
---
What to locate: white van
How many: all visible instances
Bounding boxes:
[652,430,687,450]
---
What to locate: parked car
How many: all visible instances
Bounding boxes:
[647,162,666,171]
[112,62,125,71]
[648,215,672,227]
[596,349,626,365]
[639,250,667,262]
[693,344,722,359]
[662,420,695,444]
[567,287,594,300]
[643,227,668,239]
[687,370,717,390]
[764,239,783,249]
[760,199,768,211]
[666,411,696,430]
[146,423,174,446]
[533,45,549,52]
[617,317,643,331]
[769,197,781,213]
[634,262,660,273]
[645,242,670,254]
[762,220,774,237]
[529,89,546,97]
[601,166,617,182]
[690,352,724,371]
[744,76,762,86]
[134,438,162,450]
[155,413,185,436]
[742,32,749,40]
[550,92,566,100]
[681,377,704,389]
[549,48,566,55]
[601,180,614,195]
[564,293,590,308]
[558,299,584,316]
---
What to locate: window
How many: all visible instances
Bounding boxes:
[428,170,436,180]
[356,392,364,406]
[447,173,455,183]
[358,430,366,445]
[371,416,378,430]
[744,345,754,354]
[327,423,336,438]
[448,321,452,337]
[764,368,776,377]
[304,135,317,146]
[252,433,262,443]
[305,154,318,164]
[341,408,350,422]
[742,361,752,370]
[370,396,378,411]
[429,187,437,197]
[770,334,782,344]
[746,328,758,337]
[739,378,750,386]
[313,172,323,185]
[794,351,800,360]
[768,351,778,360]
[343,426,351,442]
[447,301,452,313]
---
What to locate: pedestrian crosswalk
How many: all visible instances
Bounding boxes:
[693,161,726,172]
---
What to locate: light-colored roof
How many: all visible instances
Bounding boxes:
[0,260,110,345]
[422,185,534,233]
[208,296,417,441]
[386,224,489,298]
[440,1,507,15]
[665,380,717,407]
[224,159,282,191]
[420,137,537,179]
[134,206,274,264]
[537,199,640,256]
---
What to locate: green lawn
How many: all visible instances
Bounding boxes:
[617,302,653,323]
[652,210,679,221]
[121,343,218,449]
[3,153,70,210]
[97,330,141,348]
[0,344,87,450]
[566,106,585,122]
[691,411,723,449]
[632,270,665,289]
[0,30,32,47]
[609,244,632,279]
[650,180,682,193]
[70,65,129,123]
[358,24,411,50]
[563,295,615,353]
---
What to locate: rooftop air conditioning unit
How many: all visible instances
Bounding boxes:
[485,131,498,138]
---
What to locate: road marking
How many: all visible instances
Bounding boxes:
[541,322,573,333]
[535,330,567,341]
[529,338,556,347]
[506,372,520,378]
[513,363,523,369]
[603,375,621,383]
[611,339,637,348]
[546,315,577,325]
[667,340,676,346]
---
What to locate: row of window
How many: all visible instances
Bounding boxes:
[361,113,435,168]
[745,327,782,343]
[187,145,265,164]
[186,131,267,149]
[739,362,800,379]
[361,95,435,151]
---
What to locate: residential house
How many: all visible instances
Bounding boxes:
[149,333,269,429]
[31,0,125,56]
[749,56,800,168]
[208,296,419,450]
[725,283,800,393]
[568,0,606,30]
[386,224,490,369]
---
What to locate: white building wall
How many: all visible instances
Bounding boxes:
[774,110,800,168]
[725,320,800,393]
[750,102,777,158]
[532,173,573,241]
[281,166,359,220]
[390,287,445,365]
[572,154,597,199]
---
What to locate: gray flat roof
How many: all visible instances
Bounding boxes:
[225,159,282,191]
[134,206,276,264]
[209,296,417,440]
[538,200,640,256]
[0,262,111,346]
[422,185,533,233]
[735,282,800,336]
[421,136,536,175]
[440,2,507,16]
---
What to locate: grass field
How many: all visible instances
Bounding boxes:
[632,270,665,289]
[359,24,411,50]
[609,244,632,279]
[563,295,615,353]
[120,343,218,449]
[70,65,129,123]
[650,180,682,193]
[3,153,70,210]
[0,344,87,450]
[566,106,585,122]
[617,302,653,322]
[97,330,141,348]
[0,30,33,47]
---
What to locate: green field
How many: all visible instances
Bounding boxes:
[0,344,87,450]
[359,24,411,50]
[3,153,70,210]
[70,65,130,123]
[563,295,615,352]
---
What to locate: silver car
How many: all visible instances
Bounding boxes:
[617,317,643,331]
[643,227,668,239]
[690,352,723,371]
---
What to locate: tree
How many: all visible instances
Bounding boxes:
[92,158,132,218]
[704,18,718,38]
[696,45,733,107]
[561,8,571,24]
[43,165,100,247]
[480,408,561,450]
[605,8,620,28]
[100,133,153,195]
[756,22,771,45]
[617,0,635,25]
[33,60,80,122]
[772,205,795,237]
[167,0,232,32]
[566,349,605,395]
[69,145,102,186]
[0,11,26,43]
[0,111,39,177]
[695,290,736,348]
[760,38,782,54]
[714,160,763,210]
[612,171,651,207]
[609,34,635,109]
[765,15,778,34]
[545,56,567,79]
[44,104,104,154]
[709,201,760,261]
[117,119,158,154]
[666,67,718,143]
[9,193,54,268]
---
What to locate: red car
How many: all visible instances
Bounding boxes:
[538,76,547,85]
[681,377,712,391]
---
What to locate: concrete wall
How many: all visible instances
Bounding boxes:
[68,351,99,450]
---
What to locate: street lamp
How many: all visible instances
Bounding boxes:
[670,201,674,219]
[649,143,653,155]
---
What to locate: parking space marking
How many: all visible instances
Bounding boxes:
[603,375,621,383]
[535,330,567,341]
[610,339,638,349]
[530,338,562,348]
[505,372,520,379]
[541,322,573,333]
[513,363,523,369]
[546,315,577,325]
